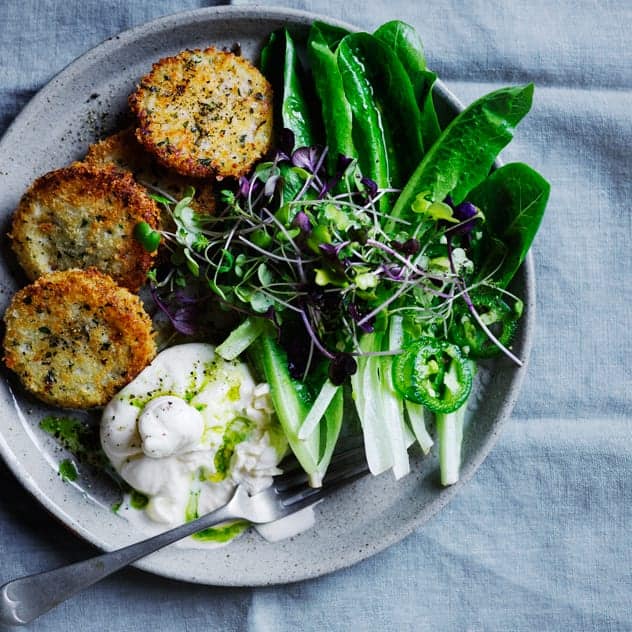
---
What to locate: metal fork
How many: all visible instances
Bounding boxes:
[0,446,368,627]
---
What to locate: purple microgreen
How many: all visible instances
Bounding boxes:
[334,154,354,175]
[264,174,281,197]
[311,146,329,184]
[318,243,338,257]
[449,201,481,235]
[150,284,198,336]
[291,146,321,172]
[446,216,479,239]
[278,128,295,159]
[328,352,358,385]
[348,302,374,333]
[318,240,349,259]
[366,239,432,280]
[360,177,378,200]
[239,176,252,199]
[390,238,420,255]
[453,201,479,221]
[171,307,198,336]
[380,264,404,281]
[299,310,335,359]
[173,288,202,304]
[292,211,312,233]
[291,146,327,202]
[318,154,355,198]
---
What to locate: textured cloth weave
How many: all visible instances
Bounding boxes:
[0,0,630,630]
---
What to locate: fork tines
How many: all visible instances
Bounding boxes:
[275,444,369,502]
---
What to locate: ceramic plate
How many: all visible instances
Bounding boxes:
[0,6,535,586]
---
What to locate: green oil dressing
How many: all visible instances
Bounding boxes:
[199,358,244,404]
[184,490,249,543]
[40,415,93,454]
[129,489,149,509]
[212,418,253,481]
[182,358,221,405]
[193,521,250,543]
[126,356,234,410]
[185,490,200,522]
[127,390,178,409]
[58,459,78,482]
[40,415,108,471]
[184,360,211,403]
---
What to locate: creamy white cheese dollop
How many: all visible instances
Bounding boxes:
[138,396,204,459]
[100,343,285,531]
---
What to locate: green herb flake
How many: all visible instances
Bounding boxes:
[185,490,200,522]
[130,490,149,510]
[192,520,250,543]
[59,459,78,482]
[213,418,252,478]
[40,416,90,455]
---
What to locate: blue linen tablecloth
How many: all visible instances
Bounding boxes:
[1,0,631,630]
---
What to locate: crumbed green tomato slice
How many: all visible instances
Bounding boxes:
[449,291,518,358]
[392,337,472,413]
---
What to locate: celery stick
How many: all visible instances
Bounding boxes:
[405,401,434,454]
[315,386,344,483]
[402,414,416,448]
[351,326,410,478]
[298,379,340,440]
[351,334,394,474]
[377,356,410,479]
[216,317,264,360]
[252,336,320,480]
[383,316,412,475]
[436,404,465,485]
[253,335,343,487]
[436,359,474,484]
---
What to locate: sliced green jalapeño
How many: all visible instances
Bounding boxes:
[392,337,472,414]
[449,291,518,358]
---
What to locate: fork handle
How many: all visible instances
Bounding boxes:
[0,502,236,627]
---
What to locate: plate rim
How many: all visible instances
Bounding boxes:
[0,4,536,586]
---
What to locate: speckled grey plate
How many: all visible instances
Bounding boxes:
[0,6,535,586]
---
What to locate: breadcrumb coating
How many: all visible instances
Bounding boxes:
[3,269,156,408]
[129,47,273,179]
[10,163,161,292]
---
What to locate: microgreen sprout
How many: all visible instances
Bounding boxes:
[145,134,519,376]
[134,221,161,252]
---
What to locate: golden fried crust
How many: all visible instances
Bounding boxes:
[10,163,161,292]
[84,128,216,216]
[3,269,156,409]
[128,48,273,179]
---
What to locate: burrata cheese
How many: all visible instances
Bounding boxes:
[100,343,285,528]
